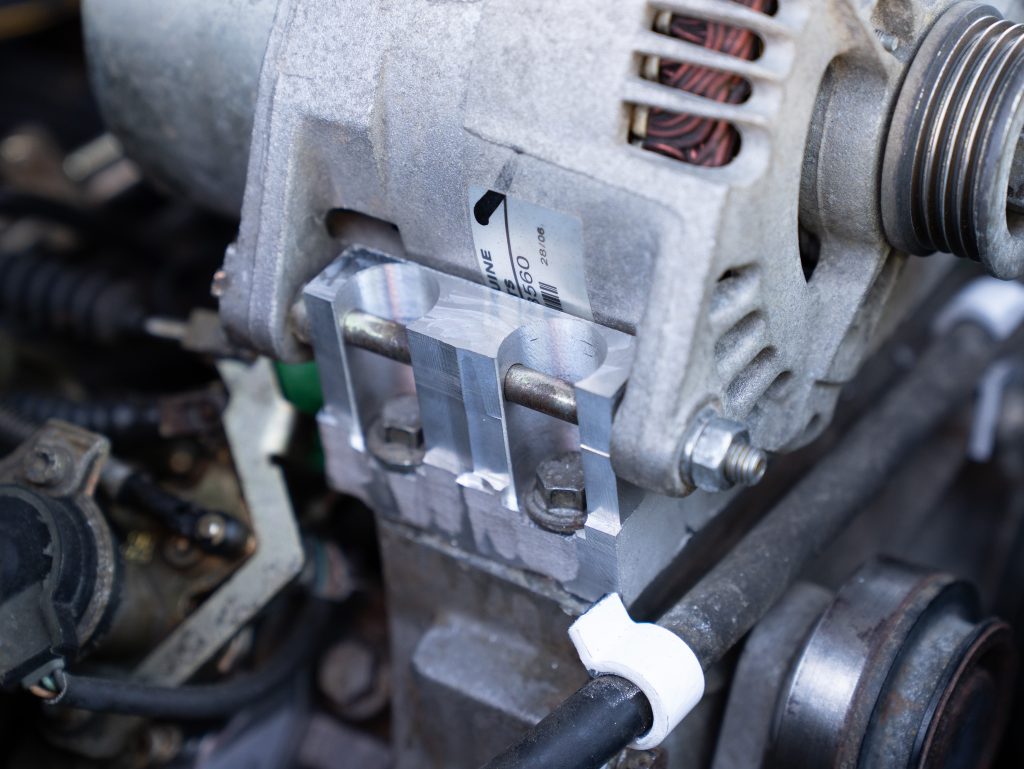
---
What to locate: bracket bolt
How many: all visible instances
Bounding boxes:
[367,394,426,470]
[380,395,424,450]
[525,452,588,534]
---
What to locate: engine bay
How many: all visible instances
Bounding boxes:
[3,1,1024,767]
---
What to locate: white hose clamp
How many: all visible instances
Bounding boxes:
[568,594,705,750]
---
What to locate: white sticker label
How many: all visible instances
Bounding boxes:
[469,187,593,321]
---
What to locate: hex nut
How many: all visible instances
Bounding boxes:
[683,414,766,492]
[525,452,588,534]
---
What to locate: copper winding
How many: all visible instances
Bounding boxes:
[643,0,775,167]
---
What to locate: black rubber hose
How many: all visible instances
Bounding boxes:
[481,676,652,769]
[3,386,226,447]
[47,597,331,719]
[0,250,147,343]
[4,392,162,444]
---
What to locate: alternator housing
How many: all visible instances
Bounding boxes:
[84,0,983,494]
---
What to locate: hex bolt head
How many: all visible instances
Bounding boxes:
[682,413,768,492]
[525,452,588,534]
[380,395,424,449]
[23,445,70,487]
[367,394,426,470]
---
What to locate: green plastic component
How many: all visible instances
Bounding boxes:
[275,361,324,415]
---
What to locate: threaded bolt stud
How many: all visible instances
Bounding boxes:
[724,442,769,487]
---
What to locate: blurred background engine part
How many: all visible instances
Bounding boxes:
[0,0,1023,769]
[0,420,118,692]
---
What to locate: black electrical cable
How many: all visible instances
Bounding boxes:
[481,319,1022,769]
[45,596,332,719]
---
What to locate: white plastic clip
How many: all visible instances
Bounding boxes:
[568,594,705,750]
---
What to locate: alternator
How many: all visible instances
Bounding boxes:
[84,0,1024,499]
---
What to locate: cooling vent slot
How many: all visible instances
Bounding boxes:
[629,0,778,167]
[725,345,781,411]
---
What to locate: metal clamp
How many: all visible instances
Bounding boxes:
[569,594,705,750]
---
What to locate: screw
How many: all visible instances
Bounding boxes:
[24,445,69,487]
[525,451,588,534]
[724,442,769,487]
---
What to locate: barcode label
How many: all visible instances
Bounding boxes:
[539,282,562,311]
[468,187,593,321]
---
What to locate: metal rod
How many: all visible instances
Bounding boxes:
[341,309,412,365]
[341,310,579,424]
[503,364,578,424]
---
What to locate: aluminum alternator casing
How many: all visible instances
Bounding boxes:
[85,0,990,495]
